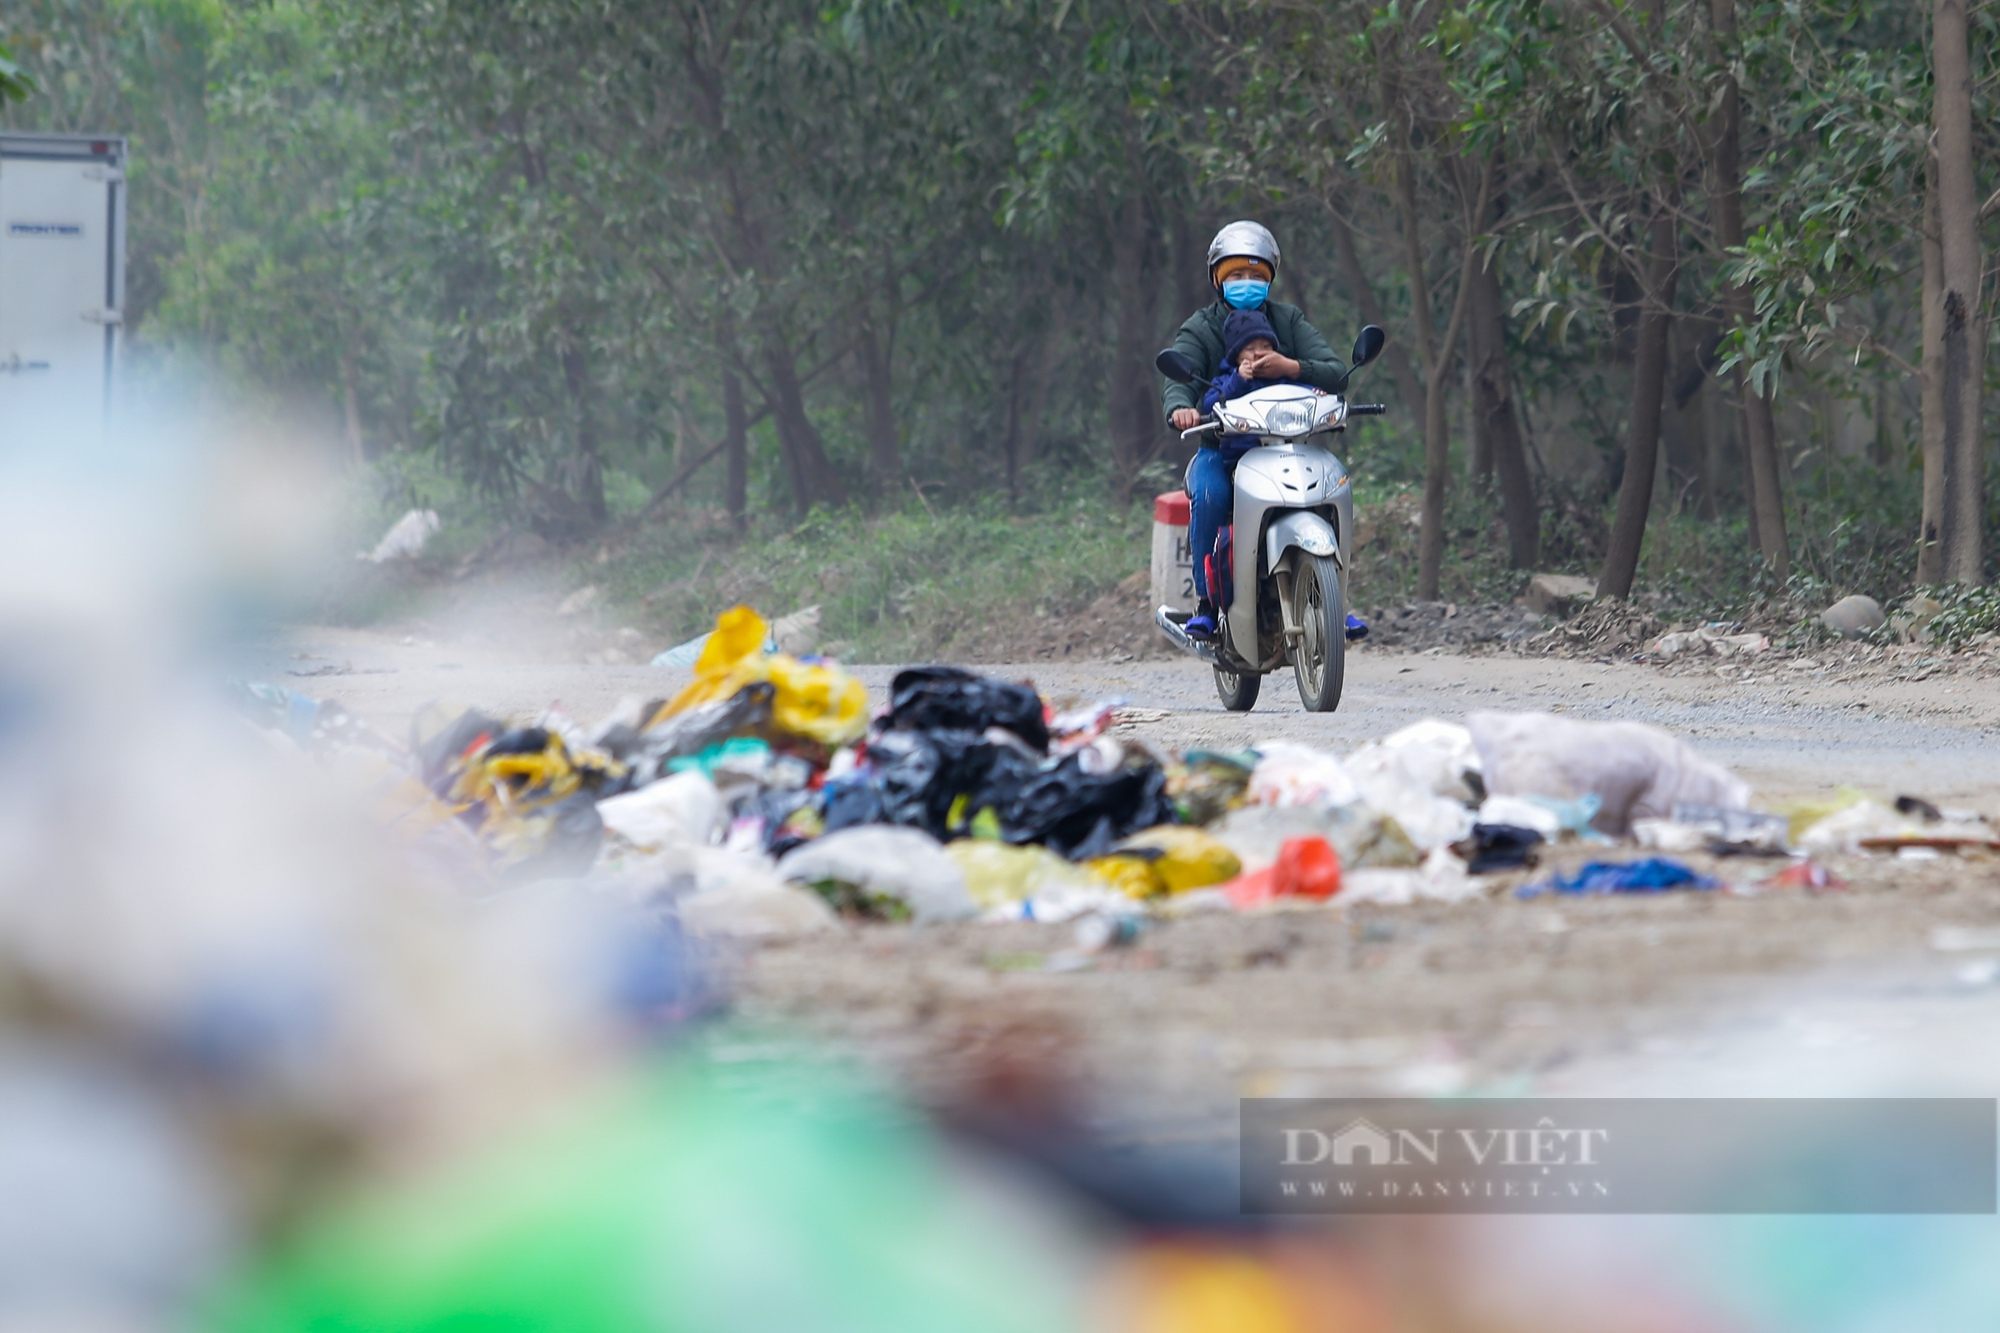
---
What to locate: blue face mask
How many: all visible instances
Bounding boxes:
[1221,278,1270,310]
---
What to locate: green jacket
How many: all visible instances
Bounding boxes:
[1160,299,1349,420]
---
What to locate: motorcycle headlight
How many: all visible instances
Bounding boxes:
[1266,401,1312,436]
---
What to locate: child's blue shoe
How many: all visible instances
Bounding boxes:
[1344,612,1370,641]
[1185,613,1217,641]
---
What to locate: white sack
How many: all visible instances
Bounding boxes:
[1466,711,1748,836]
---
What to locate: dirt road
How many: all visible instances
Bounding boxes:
[274,629,2000,1170]
[285,627,2000,801]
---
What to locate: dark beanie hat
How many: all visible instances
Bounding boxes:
[1222,309,1278,364]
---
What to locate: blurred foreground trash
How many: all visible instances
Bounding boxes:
[1468,711,1748,835]
[948,841,1114,919]
[661,605,868,747]
[651,603,823,668]
[240,607,1801,934]
[212,1057,1085,1333]
[1087,827,1241,900]
[1635,805,1789,856]
[1519,857,1719,897]
[1455,823,1545,872]
[779,826,976,921]
[1221,836,1341,908]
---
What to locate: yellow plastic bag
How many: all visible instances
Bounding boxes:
[946,840,1099,910]
[1089,826,1241,899]
[1775,786,1873,844]
[661,606,869,747]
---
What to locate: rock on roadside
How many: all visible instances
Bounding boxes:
[1524,573,1598,618]
[1820,594,1886,640]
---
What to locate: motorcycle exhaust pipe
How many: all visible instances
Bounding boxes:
[1154,605,1223,666]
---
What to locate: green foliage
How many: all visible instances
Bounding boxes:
[0,39,36,102]
[597,496,1152,663]
[11,0,2000,633]
[1921,584,2000,649]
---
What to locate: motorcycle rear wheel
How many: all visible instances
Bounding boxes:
[1214,665,1260,711]
[1290,553,1346,713]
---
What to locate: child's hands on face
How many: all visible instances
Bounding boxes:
[1237,338,1299,381]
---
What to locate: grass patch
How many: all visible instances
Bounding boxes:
[598,496,1152,662]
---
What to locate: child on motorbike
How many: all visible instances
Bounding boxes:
[1200,309,1303,428]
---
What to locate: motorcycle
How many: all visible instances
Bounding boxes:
[1152,324,1387,713]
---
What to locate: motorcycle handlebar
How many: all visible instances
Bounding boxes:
[1348,403,1387,415]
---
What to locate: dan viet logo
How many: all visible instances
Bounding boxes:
[1275,1114,1612,1203]
[1241,1097,1998,1215]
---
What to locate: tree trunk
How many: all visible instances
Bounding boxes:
[1707,0,1788,575]
[1107,194,1162,501]
[1173,205,1208,330]
[339,342,366,468]
[1404,149,1494,600]
[858,320,902,484]
[1389,129,1450,597]
[1466,345,1491,482]
[1665,314,1715,514]
[1919,152,1947,583]
[1012,331,1056,504]
[1935,0,1985,583]
[761,337,847,514]
[1598,209,1678,600]
[1467,252,1539,568]
[560,342,607,524]
[1329,204,1427,422]
[723,365,747,532]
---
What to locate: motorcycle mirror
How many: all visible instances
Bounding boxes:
[1351,325,1386,368]
[1155,348,1203,384]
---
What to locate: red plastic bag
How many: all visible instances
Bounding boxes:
[1224,836,1342,908]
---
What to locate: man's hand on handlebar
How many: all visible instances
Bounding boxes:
[1170,408,1202,431]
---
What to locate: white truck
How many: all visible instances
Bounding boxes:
[0,132,127,441]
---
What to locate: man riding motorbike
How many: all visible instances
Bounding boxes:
[1162,221,1350,641]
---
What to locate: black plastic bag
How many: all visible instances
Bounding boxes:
[1002,755,1173,859]
[822,730,1040,840]
[1456,823,1545,874]
[413,707,506,795]
[886,666,1049,753]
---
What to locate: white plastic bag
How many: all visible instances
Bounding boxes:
[1796,800,1924,855]
[1340,848,1482,905]
[777,827,976,921]
[1343,752,1474,852]
[679,879,838,938]
[1371,720,1484,802]
[1476,795,1563,840]
[1335,720,1482,853]
[365,508,440,562]
[595,771,722,851]
[1466,711,1748,836]
[1247,740,1359,808]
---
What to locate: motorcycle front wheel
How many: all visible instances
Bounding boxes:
[1290,553,1346,713]
[1214,665,1260,711]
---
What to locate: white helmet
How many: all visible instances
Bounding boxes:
[1207,220,1281,280]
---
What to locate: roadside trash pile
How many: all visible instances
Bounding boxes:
[226,603,1984,933]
